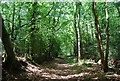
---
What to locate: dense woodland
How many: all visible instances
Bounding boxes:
[0,1,120,81]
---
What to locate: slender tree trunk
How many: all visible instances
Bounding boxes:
[74,2,82,62]
[77,2,82,63]
[30,2,37,59]
[104,1,109,72]
[48,17,52,59]
[52,2,58,58]
[11,3,16,53]
[74,3,78,57]
[18,4,21,29]
[92,2,105,69]
[15,3,21,55]
[11,3,15,40]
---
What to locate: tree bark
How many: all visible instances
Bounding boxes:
[77,2,82,63]
[11,3,15,40]
[1,16,15,62]
[92,2,105,69]
[74,3,78,57]
[30,2,37,59]
[104,1,109,72]
[74,2,82,63]
[0,14,21,71]
[52,2,58,58]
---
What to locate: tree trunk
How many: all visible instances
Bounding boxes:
[74,2,82,63]
[30,2,37,59]
[15,3,21,55]
[92,2,105,69]
[52,2,58,58]
[11,3,15,40]
[77,2,82,63]
[74,3,78,57]
[104,1,109,72]
[1,14,21,71]
[11,3,16,54]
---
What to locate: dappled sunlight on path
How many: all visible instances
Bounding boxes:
[2,57,120,81]
[23,58,120,80]
[25,58,91,79]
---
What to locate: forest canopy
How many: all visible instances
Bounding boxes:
[1,1,120,81]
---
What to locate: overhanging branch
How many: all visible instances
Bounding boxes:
[4,4,54,30]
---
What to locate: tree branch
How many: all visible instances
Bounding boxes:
[16,5,54,30]
[4,4,54,30]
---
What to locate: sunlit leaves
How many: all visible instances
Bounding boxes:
[1,2,119,60]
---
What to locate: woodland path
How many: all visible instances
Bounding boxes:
[2,57,120,81]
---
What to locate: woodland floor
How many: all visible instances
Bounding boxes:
[2,57,120,81]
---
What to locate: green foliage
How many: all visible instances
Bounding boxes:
[82,63,93,67]
[65,57,77,63]
[1,2,119,63]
